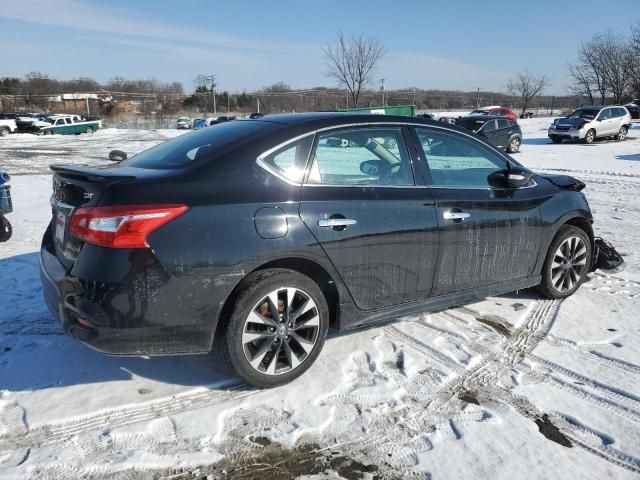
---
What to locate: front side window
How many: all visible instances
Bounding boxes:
[414,128,507,188]
[598,108,611,120]
[307,127,414,186]
[482,120,497,132]
[260,135,314,183]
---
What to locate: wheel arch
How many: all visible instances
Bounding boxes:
[213,256,342,345]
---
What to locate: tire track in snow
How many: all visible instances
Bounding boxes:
[0,382,254,451]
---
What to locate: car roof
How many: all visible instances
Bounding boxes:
[463,115,515,121]
[250,111,439,126]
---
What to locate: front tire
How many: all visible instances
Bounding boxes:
[0,216,12,242]
[537,225,591,299]
[221,269,329,387]
[583,129,596,144]
[615,126,627,141]
[0,128,9,137]
[507,137,521,153]
[84,127,94,134]
[551,137,562,144]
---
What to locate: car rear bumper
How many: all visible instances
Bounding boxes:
[40,225,216,355]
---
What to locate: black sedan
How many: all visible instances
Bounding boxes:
[456,115,522,153]
[41,113,594,387]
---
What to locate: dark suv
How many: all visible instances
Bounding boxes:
[456,116,522,153]
[41,113,594,387]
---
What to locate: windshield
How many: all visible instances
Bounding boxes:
[121,120,272,169]
[568,109,598,120]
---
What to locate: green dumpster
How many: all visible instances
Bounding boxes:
[338,104,416,117]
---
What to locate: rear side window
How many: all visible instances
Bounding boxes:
[496,119,511,129]
[483,120,497,132]
[122,120,270,169]
[259,135,314,183]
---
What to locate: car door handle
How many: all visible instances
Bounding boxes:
[443,211,471,221]
[318,218,357,228]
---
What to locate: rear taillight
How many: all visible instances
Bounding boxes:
[69,204,188,249]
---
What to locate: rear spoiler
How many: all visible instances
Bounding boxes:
[50,164,136,183]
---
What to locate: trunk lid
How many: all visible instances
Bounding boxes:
[50,165,137,268]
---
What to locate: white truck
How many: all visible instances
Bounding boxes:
[0,119,17,137]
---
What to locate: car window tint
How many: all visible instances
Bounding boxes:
[123,120,271,169]
[414,128,507,188]
[483,120,497,132]
[307,127,414,186]
[599,108,611,120]
[497,119,510,129]
[261,135,314,183]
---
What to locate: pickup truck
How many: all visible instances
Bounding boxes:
[40,115,101,135]
[0,119,17,137]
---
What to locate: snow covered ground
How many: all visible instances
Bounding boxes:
[1,119,639,479]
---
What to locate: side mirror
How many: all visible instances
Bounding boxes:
[108,150,127,162]
[487,166,533,189]
[360,159,390,177]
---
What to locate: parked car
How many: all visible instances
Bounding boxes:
[548,106,632,144]
[177,117,191,129]
[469,106,517,120]
[624,99,639,120]
[0,113,20,121]
[416,113,435,120]
[456,115,522,153]
[41,113,596,387]
[0,119,17,137]
[0,168,12,241]
[39,115,101,135]
[192,118,207,130]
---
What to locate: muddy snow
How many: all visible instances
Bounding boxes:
[1,118,639,479]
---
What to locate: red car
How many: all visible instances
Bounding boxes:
[469,106,517,120]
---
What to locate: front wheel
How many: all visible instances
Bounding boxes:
[583,129,596,144]
[221,269,329,387]
[84,127,94,134]
[537,225,591,299]
[44,129,53,135]
[507,137,521,153]
[0,216,12,242]
[551,137,562,144]
[0,128,9,137]
[615,126,627,141]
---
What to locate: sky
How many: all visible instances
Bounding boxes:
[1,0,638,95]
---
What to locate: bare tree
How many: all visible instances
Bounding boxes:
[567,61,595,104]
[592,31,629,104]
[627,23,640,99]
[507,70,550,114]
[324,33,385,108]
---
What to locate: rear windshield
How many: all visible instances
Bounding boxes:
[121,120,270,169]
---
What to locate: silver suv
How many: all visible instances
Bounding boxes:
[548,105,632,144]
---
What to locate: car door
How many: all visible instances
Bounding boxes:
[479,119,503,148]
[299,125,440,312]
[596,108,614,136]
[411,126,543,296]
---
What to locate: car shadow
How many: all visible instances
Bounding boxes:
[0,251,238,393]
[616,153,640,161]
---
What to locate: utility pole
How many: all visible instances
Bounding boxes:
[256,97,260,113]
[380,78,385,106]
[476,87,481,109]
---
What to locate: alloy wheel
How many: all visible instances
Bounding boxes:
[242,287,320,375]
[550,236,588,292]
[510,138,520,152]
[618,127,627,141]
[585,130,595,143]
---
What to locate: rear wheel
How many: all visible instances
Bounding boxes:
[84,127,94,134]
[44,129,53,135]
[221,269,329,387]
[584,129,596,144]
[537,225,591,299]
[615,126,627,141]
[507,137,521,153]
[0,128,9,137]
[0,216,12,242]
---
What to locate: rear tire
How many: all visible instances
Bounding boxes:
[0,128,9,137]
[84,127,94,134]
[220,268,329,388]
[551,137,562,144]
[537,225,591,299]
[583,129,596,144]
[0,216,12,242]
[44,130,53,135]
[615,126,627,141]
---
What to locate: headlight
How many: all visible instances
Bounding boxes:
[549,124,556,129]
